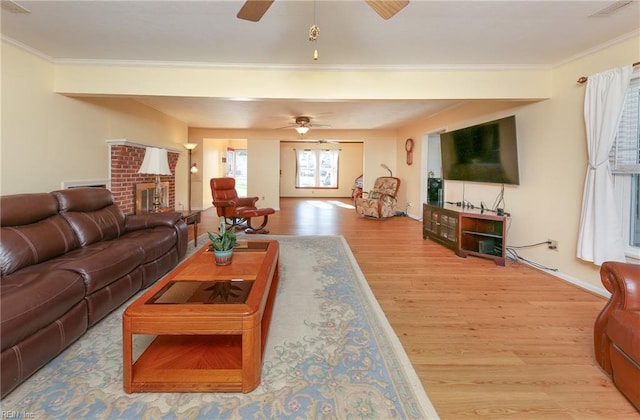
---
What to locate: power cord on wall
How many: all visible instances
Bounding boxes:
[505,240,558,271]
[508,240,554,249]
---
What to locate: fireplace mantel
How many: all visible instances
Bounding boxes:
[106,139,182,153]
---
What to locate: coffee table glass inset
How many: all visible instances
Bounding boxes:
[148,280,254,304]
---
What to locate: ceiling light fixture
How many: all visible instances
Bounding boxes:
[295,116,312,135]
[309,1,319,61]
[296,126,310,135]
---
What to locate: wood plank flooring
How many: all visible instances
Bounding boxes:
[192,197,638,419]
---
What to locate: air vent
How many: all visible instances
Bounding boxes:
[589,0,632,17]
[1,0,30,13]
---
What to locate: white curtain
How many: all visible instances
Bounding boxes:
[577,65,632,265]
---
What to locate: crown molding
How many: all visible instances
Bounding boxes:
[49,58,553,73]
[553,28,640,69]
[6,29,638,73]
[2,35,550,73]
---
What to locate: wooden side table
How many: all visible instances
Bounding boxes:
[181,210,201,246]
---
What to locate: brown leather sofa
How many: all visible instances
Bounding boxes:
[0,188,188,398]
[594,261,640,411]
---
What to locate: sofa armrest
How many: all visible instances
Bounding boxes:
[601,261,640,311]
[594,261,640,373]
[125,212,183,232]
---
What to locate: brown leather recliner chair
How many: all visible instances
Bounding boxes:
[594,261,640,411]
[210,177,275,234]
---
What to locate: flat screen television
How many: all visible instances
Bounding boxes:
[440,115,520,185]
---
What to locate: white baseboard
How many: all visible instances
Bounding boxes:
[516,260,610,298]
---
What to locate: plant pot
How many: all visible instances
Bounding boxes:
[213,249,233,266]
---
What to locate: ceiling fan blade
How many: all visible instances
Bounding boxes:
[275,124,297,130]
[237,0,275,22]
[365,0,409,20]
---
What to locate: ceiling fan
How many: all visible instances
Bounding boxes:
[237,0,409,22]
[281,116,331,135]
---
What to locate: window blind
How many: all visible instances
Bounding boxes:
[611,74,640,174]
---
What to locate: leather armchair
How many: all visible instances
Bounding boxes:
[210,177,275,234]
[355,176,401,219]
[594,261,640,411]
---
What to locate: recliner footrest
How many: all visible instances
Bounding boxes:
[236,208,275,218]
[236,208,275,234]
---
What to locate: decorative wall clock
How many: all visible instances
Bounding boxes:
[405,138,414,165]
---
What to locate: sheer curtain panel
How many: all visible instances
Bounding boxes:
[577,65,633,265]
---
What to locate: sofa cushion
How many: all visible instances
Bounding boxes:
[0,192,58,227]
[608,310,640,362]
[119,227,178,263]
[0,215,79,277]
[0,269,86,350]
[57,241,145,294]
[0,194,78,276]
[52,188,126,246]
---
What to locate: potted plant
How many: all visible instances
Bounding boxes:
[208,218,239,266]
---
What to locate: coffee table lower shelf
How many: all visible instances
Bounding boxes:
[128,335,250,393]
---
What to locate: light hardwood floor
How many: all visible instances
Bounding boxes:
[191,197,638,419]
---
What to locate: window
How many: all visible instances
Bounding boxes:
[226,148,247,196]
[295,149,339,188]
[611,73,640,256]
[632,174,640,247]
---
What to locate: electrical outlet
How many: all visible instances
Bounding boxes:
[548,239,558,250]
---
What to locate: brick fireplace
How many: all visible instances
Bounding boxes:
[107,140,180,215]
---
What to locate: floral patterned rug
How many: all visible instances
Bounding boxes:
[2,235,439,419]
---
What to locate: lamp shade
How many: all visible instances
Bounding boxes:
[296,126,310,135]
[138,147,171,175]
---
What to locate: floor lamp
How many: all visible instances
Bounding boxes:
[138,147,171,213]
[184,143,198,212]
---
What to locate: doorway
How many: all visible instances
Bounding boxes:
[227,148,248,196]
[421,133,442,205]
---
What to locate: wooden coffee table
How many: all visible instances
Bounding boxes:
[122,240,279,393]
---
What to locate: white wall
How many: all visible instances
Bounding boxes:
[279,142,363,198]
[1,42,189,198]
[396,35,640,293]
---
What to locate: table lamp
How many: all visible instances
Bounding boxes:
[138,147,171,212]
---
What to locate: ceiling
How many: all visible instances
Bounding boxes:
[2,0,639,131]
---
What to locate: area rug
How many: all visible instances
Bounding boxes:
[2,235,439,419]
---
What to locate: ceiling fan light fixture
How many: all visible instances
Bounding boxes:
[296,126,310,135]
[309,24,320,41]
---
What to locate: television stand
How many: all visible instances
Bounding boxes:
[423,203,508,266]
